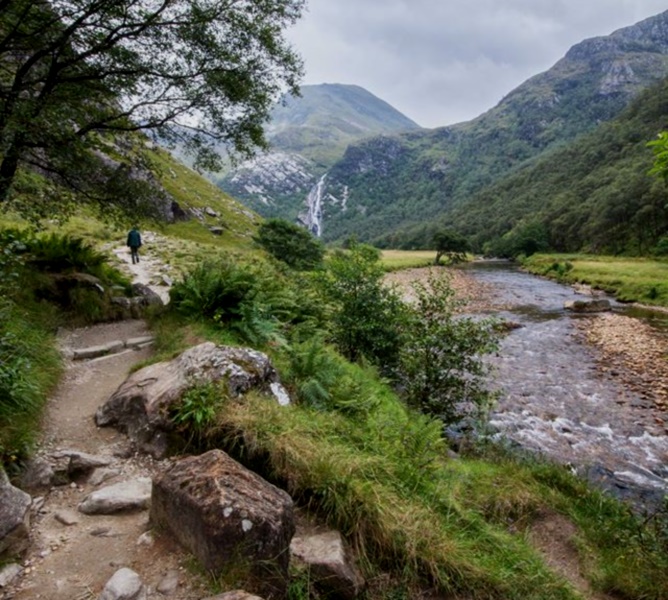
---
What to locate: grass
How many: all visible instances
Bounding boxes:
[522,253,668,306]
[190,381,668,600]
[380,250,436,271]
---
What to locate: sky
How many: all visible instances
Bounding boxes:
[287,0,668,128]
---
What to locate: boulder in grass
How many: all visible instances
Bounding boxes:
[290,530,365,600]
[95,343,291,458]
[150,450,294,599]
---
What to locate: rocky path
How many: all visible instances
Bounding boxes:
[1,249,214,599]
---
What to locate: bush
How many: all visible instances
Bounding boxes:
[397,273,499,425]
[317,243,407,373]
[254,218,324,271]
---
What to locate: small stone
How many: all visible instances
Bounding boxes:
[54,509,80,526]
[99,567,147,600]
[136,532,154,547]
[156,570,180,595]
[0,563,22,588]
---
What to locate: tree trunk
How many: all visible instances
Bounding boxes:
[0,150,21,204]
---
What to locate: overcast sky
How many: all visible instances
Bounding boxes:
[287,1,668,128]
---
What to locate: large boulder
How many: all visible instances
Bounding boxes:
[290,530,364,599]
[564,299,611,313]
[150,450,294,599]
[0,470,31,558]
[95,343,291,458]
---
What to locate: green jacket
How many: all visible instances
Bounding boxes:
[127,229,142,248]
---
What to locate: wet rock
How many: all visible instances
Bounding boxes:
[95,343,291,458]
[150,450,294,599]
[79,478,151,515]
[564,299,611,312]
[99,567,147,600]
[290,530,364,600]
[0,469,31,558]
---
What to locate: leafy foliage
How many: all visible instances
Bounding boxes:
[433,229,470,264]
[0,0,304,205]
[254,218,324,271]
[316,243,407,372]
[397,273,498,425]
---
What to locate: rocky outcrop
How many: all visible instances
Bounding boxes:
[150,450,294,599]
[0,469,31,559]
[290,530,364,599]
[95,342,291,457]
[564,299,612,313]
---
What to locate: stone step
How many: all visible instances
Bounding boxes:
[70,336,154,361]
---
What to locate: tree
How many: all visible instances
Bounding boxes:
[0,0,304,204]
[398,273,498,425]
[648,131,668,181]
[433,229,470,264]
[255,218,324,271]
[317,242,407,371]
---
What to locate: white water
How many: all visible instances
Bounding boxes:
[303,174,327,237]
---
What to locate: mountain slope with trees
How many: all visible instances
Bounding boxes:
[315,9,668,244]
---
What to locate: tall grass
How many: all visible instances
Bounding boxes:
[523,253,668,306]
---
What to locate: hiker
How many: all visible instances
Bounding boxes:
[127,227,142,264]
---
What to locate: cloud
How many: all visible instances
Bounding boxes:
[287,0,668,127]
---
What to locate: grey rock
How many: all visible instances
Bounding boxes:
[151,450,294,599]
[96,343,291,458]
[99,567,147,600]
[0,469,31,558]
[126,336,154,349]
[89,467,121,487]
[72,341,125,360]
[209,227,224,236]
[54,509,80,526]
[68,451,114,475]
[156,569,180,595]
[564,298,611,313]
[290,530,364,600]
[205,207,219,217]
[131,283,164,307]
[18,457,55,493]
[0,563,22,588]
[79,478,151,515]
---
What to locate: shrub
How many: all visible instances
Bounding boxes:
[397,273,499,425]
[317,243,407,373]
[254,218,324,271]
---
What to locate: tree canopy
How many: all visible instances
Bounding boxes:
[254,218,324,271]
[0,0,304,204]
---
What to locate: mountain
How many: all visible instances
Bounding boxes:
[215,84,421,226]
[444,77,668,256]
[312,10,668,244]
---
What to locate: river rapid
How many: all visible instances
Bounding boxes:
[459,261,668,508]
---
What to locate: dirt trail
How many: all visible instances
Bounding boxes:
[4,253,210,599]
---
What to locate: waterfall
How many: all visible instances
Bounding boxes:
[304,174,327,237]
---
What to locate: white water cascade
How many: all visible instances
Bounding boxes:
[303,174,327,237]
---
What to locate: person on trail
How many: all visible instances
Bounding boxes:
[127,227,142,264]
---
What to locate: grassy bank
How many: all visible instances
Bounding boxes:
[522,253,668,306]
[381,249,437,271]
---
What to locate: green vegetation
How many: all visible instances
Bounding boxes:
[380,250,435,271]
[523,253,668,306]
[254,218,324,271]
[0,0,304,206]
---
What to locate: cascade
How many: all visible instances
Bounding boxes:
[303,174,327,237]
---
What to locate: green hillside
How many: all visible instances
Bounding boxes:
[446,77,668,256]
[318,10,668,245]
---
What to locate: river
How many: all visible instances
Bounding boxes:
[461,261,668,508]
